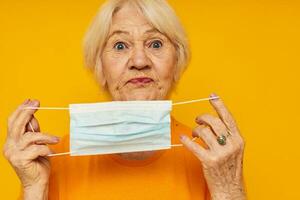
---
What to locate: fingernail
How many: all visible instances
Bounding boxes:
[195,117,203,124]
[210,93,219,100]
[23,99,30,105]
[179,134,186,140]
[30,100,38,106]
[53,137,60,142]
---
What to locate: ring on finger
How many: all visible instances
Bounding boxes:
[217,129,232,145]
[217,135,227,145]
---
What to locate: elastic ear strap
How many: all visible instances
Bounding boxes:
[47,137,198,157]
[23,96,219,110]
[29,122,35,132]
[172,96,219,105]
[24,107,70,110]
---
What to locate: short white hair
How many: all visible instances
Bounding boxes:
[83,0,190,83]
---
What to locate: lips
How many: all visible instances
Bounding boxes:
[127,77,154,84]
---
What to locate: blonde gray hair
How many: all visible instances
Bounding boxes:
[83,0,190,83]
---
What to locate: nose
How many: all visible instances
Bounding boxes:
[128,47,152,71]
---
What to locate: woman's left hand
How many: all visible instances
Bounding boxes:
[180,93,246,200]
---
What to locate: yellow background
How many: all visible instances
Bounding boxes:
[0,0,299,199]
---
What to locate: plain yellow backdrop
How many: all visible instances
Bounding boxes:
[0,0,299,199]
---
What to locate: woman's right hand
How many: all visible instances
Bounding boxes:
[3,99,59,199]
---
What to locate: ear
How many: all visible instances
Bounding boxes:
[173,72,179,83]
[95,57,107,87]
[173,63,181,83]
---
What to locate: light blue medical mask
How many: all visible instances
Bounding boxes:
[69,100,172,156]
[25,96,219,156]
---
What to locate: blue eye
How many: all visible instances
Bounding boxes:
[114,42,126,50]
[150,40,162,49]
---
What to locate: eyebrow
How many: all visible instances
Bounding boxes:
[145,28,160,34]
[107,28,161,40]
[107,30,129,40]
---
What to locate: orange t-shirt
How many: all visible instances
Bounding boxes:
[47,116,210,200]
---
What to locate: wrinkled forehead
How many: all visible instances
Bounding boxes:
[109,2,158,36]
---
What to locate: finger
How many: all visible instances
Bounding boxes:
[209,93,239,134]
[25,116,40,132]
[23,144,53,160]
[195,114,228,137]
[7,99,31,134]
[192,126,219,150]
[19,132,60,150]
[192,124,203,138]
[180,134,208,161]
[10,100,40,139]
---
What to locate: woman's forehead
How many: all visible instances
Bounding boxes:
[107,27,164,40]
[109,13,162,39]
[111,3,150,29]
[113,2,142,18]
[110,22,153,33]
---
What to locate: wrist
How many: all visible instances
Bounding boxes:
[211,193,246,200]
[209,182,246,200]
[23,183,48,200]
[210,188,246,200]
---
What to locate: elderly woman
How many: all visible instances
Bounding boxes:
[3,0,246,199]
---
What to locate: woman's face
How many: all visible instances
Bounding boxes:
[100,3,177,101]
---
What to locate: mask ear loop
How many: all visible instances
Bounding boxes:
[29,122,35,132]
[24,96,219,110]
[170,137,197,147]
[47,138,198,157]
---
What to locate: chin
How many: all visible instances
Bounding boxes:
[117,88,166,101]
[125,91,158,101]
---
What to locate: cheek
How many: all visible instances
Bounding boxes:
[152,52,176,82]
[102,53,128,84]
